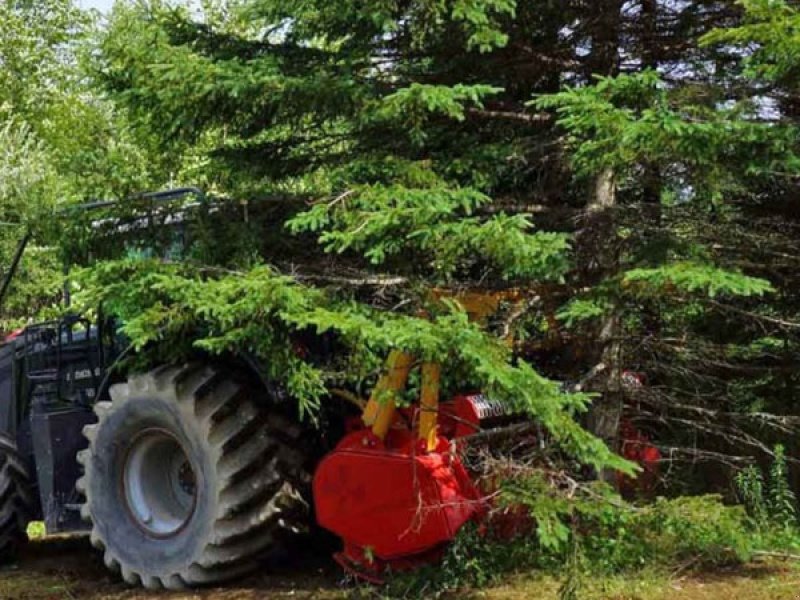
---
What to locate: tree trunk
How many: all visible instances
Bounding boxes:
[584,169,624,482]
[581,0,624,482]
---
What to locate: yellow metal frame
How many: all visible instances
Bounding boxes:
[419,362,441,451]
[360,289,521,445]
[431,288,524,324]
[359,352,442,449]
[362,350,413,439]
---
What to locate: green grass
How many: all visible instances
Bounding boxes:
[3,533,800,600]
[3,562,798,600]
[0,571,83,600]
[482,562,800,600]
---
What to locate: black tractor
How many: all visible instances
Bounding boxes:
[0,189,314,588]
[0,187,530,589]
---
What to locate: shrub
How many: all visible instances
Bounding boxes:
[384,483,756,598]
[736,445,799,531]
[383,523,541,598]
[580,495,753,572]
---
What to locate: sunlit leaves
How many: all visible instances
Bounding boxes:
[702,0,800,86]
[288,184,569,281]
[375,84,503,144]
[536,71,800,200]
[624,262,774,298]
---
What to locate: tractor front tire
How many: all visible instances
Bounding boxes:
[0,432,34,562]
[77,364,310,590]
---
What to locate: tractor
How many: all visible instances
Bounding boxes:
[0,188,527,589]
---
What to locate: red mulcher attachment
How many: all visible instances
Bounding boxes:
[314,430,481,581]
[312,352,522,581]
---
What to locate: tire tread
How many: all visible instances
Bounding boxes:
[0,433,34,563]
[80,364,310,589]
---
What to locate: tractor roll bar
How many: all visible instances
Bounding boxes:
[65,187,206,213]
[0,187,206,312]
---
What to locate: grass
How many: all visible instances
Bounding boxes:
[0,571,83,600]
[3,535,800,600]
[481,563,800,600]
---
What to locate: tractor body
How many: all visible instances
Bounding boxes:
[0,317,108,536]
[0,188,524,586]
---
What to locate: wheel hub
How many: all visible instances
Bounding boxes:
[122,429,197,538]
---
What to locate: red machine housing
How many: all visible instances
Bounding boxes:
[440,393,513,438]
[617,371,662,497]
[313,394,504,580]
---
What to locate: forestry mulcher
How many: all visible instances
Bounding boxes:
[0,189,527,588]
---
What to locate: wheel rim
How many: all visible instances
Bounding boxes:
[122,429,197,538]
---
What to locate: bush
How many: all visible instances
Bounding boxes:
[580,495,753,572]
[377,461,800,598]
[383,490,756,598]
[736,445,798,531]
[735,446,800,553]
[383,523,541,598]
[499,470,754,572]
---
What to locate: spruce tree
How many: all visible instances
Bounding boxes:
[88,0,800,485]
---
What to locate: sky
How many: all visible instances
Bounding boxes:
[80,0,115,13]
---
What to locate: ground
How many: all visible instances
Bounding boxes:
[2,535,800,600]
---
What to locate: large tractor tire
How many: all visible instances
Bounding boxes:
[0,432,34,562]
[77,364,310,589]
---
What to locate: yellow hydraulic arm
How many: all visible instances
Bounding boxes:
[360,289,518,448]
[361,350,413,440]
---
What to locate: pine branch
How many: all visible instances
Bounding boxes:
[708,300,800,330]
[466,108,552,124]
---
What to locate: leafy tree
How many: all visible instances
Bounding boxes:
[4,0,800,591]
[52,0,800,495]
[85,0,645,472]
[0,0,167,328]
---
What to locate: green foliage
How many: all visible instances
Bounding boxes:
[375,84,503,144]
[502,474,753,574]
[76,259,328,419]
[387,490,757,597]
[451,0,516,51]
[288,185,569,280]
[729,336,786,360]
[736,447,799,533]
[501,471,625,552]
[74,258,630,473]
[0,245,63,331]
[0,120,62,224]
[767,445,797,528]
[0,0,156,199]
[32,8,800,596]
[558,530,582,600]
[702,0,800,86]
[736,466,770,525]
[383,522,539,597]
[623,262,774,298]
[0,0,164,327]
[0,0,91,126]
[580,496,754,572]
[734,447,800,559]
[556,298,611,328]
[0,118,65,330]
[535,70,800,199]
